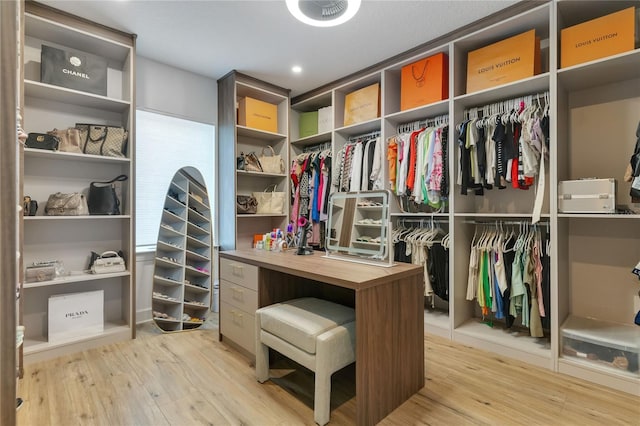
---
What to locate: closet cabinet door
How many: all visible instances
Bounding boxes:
[555,0,640,395]
[21,3,135,363]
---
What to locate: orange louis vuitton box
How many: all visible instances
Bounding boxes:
[561,7,637,68]
[401,52,448,111]
[238,97,278,133]
[343,83,380,127]
[466,29,541,94]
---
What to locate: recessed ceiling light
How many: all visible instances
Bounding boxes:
[292,65,303,73]
[286,0,361,27]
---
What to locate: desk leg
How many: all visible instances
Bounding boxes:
[355,274,424,426]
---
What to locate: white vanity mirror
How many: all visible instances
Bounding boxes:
[325,190,392,266]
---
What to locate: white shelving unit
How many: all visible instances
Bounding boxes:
[218,71,290,250]
[21,2,136,363]
[288,0,640,395]
[152,169,212,332]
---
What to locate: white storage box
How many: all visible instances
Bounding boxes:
[558,178,615,213]
[48,290,104,343]
[561,315,639,377]
[318,106,333,134]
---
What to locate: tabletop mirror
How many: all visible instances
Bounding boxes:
[325,190,392,266]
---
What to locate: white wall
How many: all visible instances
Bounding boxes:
[135,56,218,323]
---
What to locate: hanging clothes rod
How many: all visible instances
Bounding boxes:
[396,114,449,134]
[303,141,331,153]
[464,90,549,119]
[462,219,550,228]
[348,130,380,142]
[399,217,449,227]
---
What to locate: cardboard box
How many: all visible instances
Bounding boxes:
[401,52,448,111]
[238,97,278,133]
[299,111,318,138]
[344,83,380,126]
[40,45,107,96]
[466,29,541,93]
[561,7,637,68]
[558,178,615,213]
[48,290,104,343]
[318,106,333,133]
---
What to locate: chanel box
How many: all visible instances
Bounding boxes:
[48,290,104,343]
[40,44,107,96]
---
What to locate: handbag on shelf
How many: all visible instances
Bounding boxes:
[44,192,89,216]
[90,250,126,274]
[236,194,258,214]
[236,153,246,170]
[25,133,59,151]
[243,152,263,172]
[76,123,128,157]
[258,145,285,174]
[253,185,286,214]
[88,174,128,215]
[47,127,84,153]
[23,196,38,216]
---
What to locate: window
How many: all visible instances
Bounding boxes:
[135,109,215,249]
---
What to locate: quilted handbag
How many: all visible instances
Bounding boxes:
[253,185,285,214]
[90,250,126,274]
[258,145,284,174]
[44,192,89,216]
[76,124,128,157]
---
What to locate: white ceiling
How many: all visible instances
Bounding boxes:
[39,0,520,97]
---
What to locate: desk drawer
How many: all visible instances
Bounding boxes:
[220,258,258,291]
[221,279,258,313]
[220,301,255,355]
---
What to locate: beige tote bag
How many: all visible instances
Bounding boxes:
[253,185,285,214]
[258,145,284,174]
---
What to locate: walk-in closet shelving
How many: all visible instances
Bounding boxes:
[287,0,640,395]
[554,0,640,394]
[21,2,136,363]
[218,71,290,251]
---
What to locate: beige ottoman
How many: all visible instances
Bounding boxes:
[256,297,356,425]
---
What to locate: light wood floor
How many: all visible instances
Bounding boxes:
[17,320,640,426]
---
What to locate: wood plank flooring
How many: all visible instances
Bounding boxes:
[16,320,640,426]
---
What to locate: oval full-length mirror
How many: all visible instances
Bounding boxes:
[152,168,212,331]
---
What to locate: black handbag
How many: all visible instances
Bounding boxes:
[23,196,38,216]
[25,133,59,151]
[88,174,128,215]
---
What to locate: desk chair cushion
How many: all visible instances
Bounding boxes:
[259,297,355,355]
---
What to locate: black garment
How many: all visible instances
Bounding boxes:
[428,243,449,301]
[440,126,449,200]
[365,139,376,190]
[493,121,507,189]
[501,238,516,328]
[541,237,551,330]
[394,240,411,263]
[322,155,332,215]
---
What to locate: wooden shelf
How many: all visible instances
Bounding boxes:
[24,79,130,112]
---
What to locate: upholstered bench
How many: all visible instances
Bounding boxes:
[255,297,356,425]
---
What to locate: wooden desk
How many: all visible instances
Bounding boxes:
[219,249,424,426]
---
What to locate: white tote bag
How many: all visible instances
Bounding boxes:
[253,185,285,214]
[258,145,284,174]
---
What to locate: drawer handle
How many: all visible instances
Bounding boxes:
[231,309,243,326]
[231,264,243,276]
[232,287,244,301]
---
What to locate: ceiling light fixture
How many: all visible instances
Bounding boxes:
[286,0,361,27]
[292,65,303,73]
